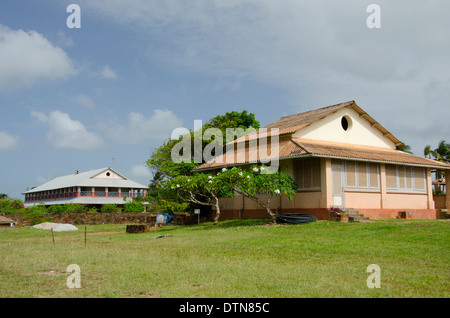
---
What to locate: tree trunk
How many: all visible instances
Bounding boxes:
[265,206,277,223]
[213,197,221,225]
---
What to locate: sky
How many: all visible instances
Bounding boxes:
[0,0,449,199]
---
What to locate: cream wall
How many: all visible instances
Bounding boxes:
[292,107,396,149]
[93,169,124,180]
[345,191,382,209]
[382,193,429,209]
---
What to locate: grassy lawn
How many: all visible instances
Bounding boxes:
[0,218,449,298]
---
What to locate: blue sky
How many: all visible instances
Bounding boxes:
[1,0,449,199]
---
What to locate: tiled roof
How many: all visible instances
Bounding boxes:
[195,100,450,171]
[228,100,402,146]
[0,216,16,224]
[292,139,450,168]
[195,138,450,171]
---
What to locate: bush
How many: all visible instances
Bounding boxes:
[63,204,88,214]
[22,203,47,219]
[30,217,53,226]
[157,199,189,215]
[123,200,144,213]
[88,207,99,214]
[0,198,25,215]
[47,205,66,214]
[101,204,118,213]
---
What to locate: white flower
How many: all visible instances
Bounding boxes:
[274,189,281,194]
[260,167,265,171]
[239,172,243,176]
[176,184,180,188]
[187,179,190,182]
[208,176,213,179]
[253,167,259,172]
[208,180,212,184]
[247,175,250,179]
[222,168,227,172]
[171,186,175,189]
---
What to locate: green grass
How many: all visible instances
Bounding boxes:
[0,219,449,298]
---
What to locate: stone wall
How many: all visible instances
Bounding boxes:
[7,212,205,227]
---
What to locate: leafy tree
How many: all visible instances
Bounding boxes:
[396,143,413,154]
[146,110,260,183]
[424,140,450,179]
[220,166,298,223]
[166,173,233,225]
[167,165,297,224]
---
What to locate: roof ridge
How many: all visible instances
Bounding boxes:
[278,100,355,120]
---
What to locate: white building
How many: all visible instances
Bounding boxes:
[23,167,149,207]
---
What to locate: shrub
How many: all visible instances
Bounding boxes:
[88,207,99,214]
[157,199,189,215]
[328,206,346,217]
[30,217,53,226]
[0,198,24,215]
[123,200,145,213]
[23,203,47,219]
[64,204,88,213]
[101,204,118,213]
[47,205,66,214]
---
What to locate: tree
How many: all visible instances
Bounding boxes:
[146,110,260,190]
[424,140,450,179]
[396,143,413,154]
[166,173,230,225]
[220,166,298,223]
[424,145,432,159]
[167,165,298,224]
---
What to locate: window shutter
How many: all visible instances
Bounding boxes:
[405,167,412,189]
[346,161,356,187]
[414,167,425,190]
[386,164,398,189]
[398,166,406,189]
[358,162,368,188]
[369,163,379,188]
[295,160,304,189]
[304,159,312,188]
[312,158,321,188]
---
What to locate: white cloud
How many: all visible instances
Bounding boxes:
[101,65,118,79]
[30,110,104,151]
[75,94,95,108]
[0,25,77,91]
[56,31,74,48]
[0,131,20,150]
[83,0,450,154]
[100,109,183,144]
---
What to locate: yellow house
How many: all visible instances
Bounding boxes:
[195,101,450,221]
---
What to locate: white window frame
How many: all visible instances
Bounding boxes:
[386,165,427,193]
